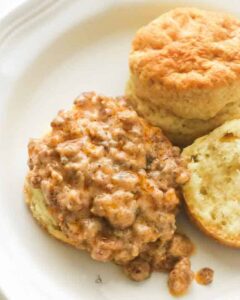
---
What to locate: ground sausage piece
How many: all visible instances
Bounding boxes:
[196,268,214,285]
[153,253,177,272]
[123,258,151,282]
[143,233,194,272]
[141,240,177,272]
[168,233,194,258]
[168,257,194,296]
[91,191,137,229]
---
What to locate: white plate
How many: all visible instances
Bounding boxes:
[0,0,240,299]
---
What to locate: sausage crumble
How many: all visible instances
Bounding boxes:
[196,267,214,285]
[168,257,194,296]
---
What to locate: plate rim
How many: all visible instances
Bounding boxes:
[0,2,116,299]
[0,0,56,46]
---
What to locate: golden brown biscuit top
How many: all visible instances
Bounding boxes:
[130,7,240,89]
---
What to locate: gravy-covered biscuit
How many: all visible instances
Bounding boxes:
[25,92,193,285]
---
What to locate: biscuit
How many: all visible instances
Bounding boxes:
[127,7,240,145]
[24,180,75,246]
[182,119,240,247]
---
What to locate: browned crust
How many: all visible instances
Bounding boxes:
[130,7,240,90]
[183,196,240,248]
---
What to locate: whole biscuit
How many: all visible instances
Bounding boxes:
[127,7,240,145]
